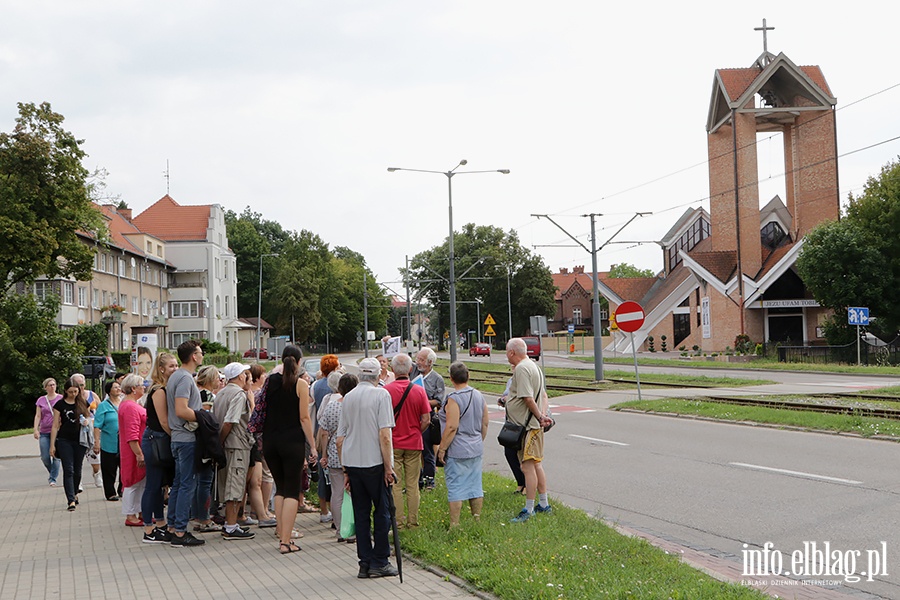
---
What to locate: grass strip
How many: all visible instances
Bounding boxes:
[400,471,764,599]
[612,398,900,438]
[0,428,30,439]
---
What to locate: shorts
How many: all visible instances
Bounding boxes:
[518,428,544,463]
[219,448,250,501]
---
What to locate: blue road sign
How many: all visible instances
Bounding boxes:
[848,307,870,326]
[567,324,575,333]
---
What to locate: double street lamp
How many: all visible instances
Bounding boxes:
[388,160,509,362]
[257,253,278,361]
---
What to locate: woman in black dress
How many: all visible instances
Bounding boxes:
[262,345,318,554]
[49,378,91,511]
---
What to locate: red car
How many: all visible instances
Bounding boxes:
[522,336,541,359]
[469,342,492,357]
[243,348,269,359]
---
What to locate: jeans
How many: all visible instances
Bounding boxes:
[39,433,60,483]
[192,461,215,521]
[169,440,197,533]
[421,426,436,481]
[141,429,169,527]
[55,438,85,504]
[346,464,391,570]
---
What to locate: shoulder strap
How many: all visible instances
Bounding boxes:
[393,382,414,418]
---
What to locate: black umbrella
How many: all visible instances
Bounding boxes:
[386,474,403,583]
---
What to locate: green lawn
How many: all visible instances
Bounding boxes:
[399,471,764,599]
[0,428,31,439]
[577,355,900,375]
[612,397,900,438]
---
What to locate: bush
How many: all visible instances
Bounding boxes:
[660,334,668,352]
[734,334,754,355]
[199,338,229,354]
[647,335,656,352]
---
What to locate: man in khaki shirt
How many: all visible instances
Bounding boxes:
[505,338,553,523]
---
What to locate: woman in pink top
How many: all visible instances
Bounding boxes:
[33,378,62,486]
[118,374,147,527]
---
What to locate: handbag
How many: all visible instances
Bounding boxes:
[498,411,533,449]
[340,489,355,539]
[149,431,174,469]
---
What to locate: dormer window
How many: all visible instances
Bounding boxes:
[761,221,787,250]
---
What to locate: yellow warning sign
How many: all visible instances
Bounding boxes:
[483,314,496,326]
[609,313,618,331]
[484,325,496,337]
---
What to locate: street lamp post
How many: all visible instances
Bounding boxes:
[257,253,278,361]
[388,160,509,362]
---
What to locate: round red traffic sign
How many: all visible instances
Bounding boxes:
[615,301,645,333]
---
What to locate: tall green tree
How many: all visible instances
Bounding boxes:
[407,223,557,345]
[269,230,332,342]
[797,158,900,339]
[0,102,104,294]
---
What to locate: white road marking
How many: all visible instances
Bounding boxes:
[729,462,862,485]
[569,434,629,446]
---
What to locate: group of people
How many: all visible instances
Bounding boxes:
[33,336,553,580]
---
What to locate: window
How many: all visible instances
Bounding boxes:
[34,281,54,301]
[225,296,229,318]
[92,288,100,309]
[100,253,107,272]
[143,299,149,316]
[171,301,200,318]
[119,258,126,275]
[102,291,108,307]
[120,294,127,309]
[141,266,147,283]
[153,269,158,285]
[157,244,163,256]
[761,221,788,251]
[224,260,229,280]
[673,313,691,347]
[132,296,139,314]
[572,307,582,325]
[62,282,74,305]
[171,332,201,347]
[160,271,167,287]
[667,216,710,272]
[146,241,153,253]
[78,286,87,308]
[215,258,220,279]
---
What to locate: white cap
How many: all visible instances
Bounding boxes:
[358,358,380,375]
[221,362,251,380]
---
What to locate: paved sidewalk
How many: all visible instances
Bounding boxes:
[0,434,475,600]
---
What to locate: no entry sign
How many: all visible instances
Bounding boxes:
[615,301,645,333]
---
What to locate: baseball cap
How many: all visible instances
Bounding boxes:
[221,362,251,380]
[358,357,380,375]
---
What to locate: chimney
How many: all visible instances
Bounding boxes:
[118,207,133,222]
[559,267,569,274]
[574,265,584,274]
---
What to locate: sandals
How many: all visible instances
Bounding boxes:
[279,542,302,554]
[67,502,76,512]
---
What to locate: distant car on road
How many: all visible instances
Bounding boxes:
[469,342,491,357]
[243,348,269,360]
[522,336,541,359]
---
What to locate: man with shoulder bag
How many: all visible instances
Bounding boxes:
[503,338,553,523]
[410,348,445,491]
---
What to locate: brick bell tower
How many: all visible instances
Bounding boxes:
[705,19,839,335]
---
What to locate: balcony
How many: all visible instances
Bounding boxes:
[100,309,125,324]
[151,315,167,326]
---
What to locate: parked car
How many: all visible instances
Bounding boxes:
[303,357,321,376]
[469,342,492,357]
[82,355,117,382]
[522,336,541,359]
[243,348,269,359]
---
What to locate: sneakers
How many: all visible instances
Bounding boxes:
[194,522,223,533]
[511,509,533,523]
[142,528,172,544]
[422,476,435,491]
[170,532,206,547]
[368,564,399,578]
[93,472,103,488]
[77,484,84,493]
[222,526,256,540]
[534,504,553,514]
[257,518,277,528]
[319,512,333,523]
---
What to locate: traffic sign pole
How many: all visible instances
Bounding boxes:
[631,331,642,400]
[857,324,861,366]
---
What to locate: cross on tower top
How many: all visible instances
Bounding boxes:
[754,18,775,55]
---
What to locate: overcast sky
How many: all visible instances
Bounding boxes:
[3,2,899,295]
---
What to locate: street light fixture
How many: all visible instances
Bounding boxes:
[388,160,509,362]
[257,253,279,361]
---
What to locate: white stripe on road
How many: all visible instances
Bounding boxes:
[569,434,629,446]
[729,462,862,485]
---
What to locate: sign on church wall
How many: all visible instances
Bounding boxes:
[701,297,711,339]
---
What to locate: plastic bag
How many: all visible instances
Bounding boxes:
[340,489,355,539]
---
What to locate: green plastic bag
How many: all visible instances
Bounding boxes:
[340,490,355,539]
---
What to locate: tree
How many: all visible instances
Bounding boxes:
[797,159,900,339]
[608,263,656,278]
[407,223,557,345]
[0,102,105,294]
[0,294,83,427]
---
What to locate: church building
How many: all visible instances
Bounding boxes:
[600,25,839,353]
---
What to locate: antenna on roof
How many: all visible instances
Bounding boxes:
[163,159,170,195]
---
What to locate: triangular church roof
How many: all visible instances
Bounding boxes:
[707,52,836,133]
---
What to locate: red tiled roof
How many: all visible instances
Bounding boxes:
[717,64,832,103]
[132,195,211,242]
[552,269,607,301]
[242,317,274,330]
[690,251,737,283]
[97,204,146,255]
[601,276,657,304]
[640,265,694,315]
[756,241,795,280]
